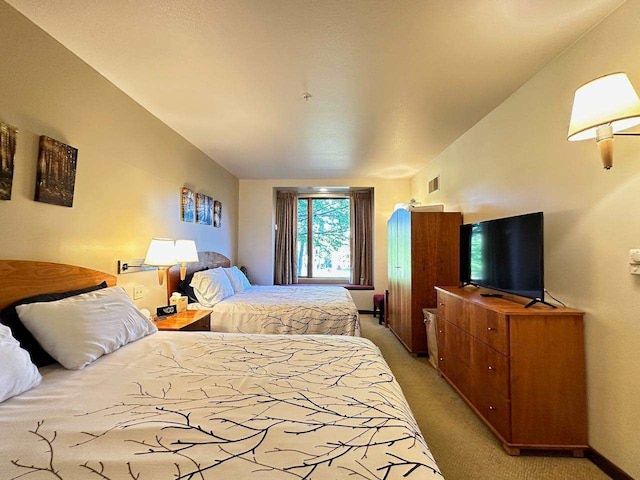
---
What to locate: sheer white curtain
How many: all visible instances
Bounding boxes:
[274,191,298,285]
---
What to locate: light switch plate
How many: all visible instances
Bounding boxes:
[133,285,144,299]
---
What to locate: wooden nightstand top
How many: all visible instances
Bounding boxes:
[154,309,212,331]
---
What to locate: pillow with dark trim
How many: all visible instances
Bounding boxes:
[178,268,209,303]
[0,324,42,402]
[17,286,157,370]
[0,282,108,367]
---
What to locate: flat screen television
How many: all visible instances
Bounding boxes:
[460,212,545,304]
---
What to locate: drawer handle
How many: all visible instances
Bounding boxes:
[487,327,495,331]
[438,329,444,334]
[488,365,494,371]
[439,302,445,306]
[439,357,444,361]
[488,405,495,411]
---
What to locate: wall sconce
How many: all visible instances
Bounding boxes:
[143,238,177,285]
[175,239,199,280]
[568,72,640,169]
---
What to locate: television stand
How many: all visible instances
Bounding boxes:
[524,298,558,309]
[434,286,587,455]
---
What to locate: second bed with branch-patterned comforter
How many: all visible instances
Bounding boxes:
[0,332,442,479]
[203,285,361,336]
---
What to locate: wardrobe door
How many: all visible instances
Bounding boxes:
[396,209,412,348]
[387,212,399,329]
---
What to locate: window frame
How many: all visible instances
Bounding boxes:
[297,194,351,282]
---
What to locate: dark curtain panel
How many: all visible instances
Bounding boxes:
[274,191,299,285]
[350,189,373,285]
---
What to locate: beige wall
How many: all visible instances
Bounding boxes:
[238,178,411,310]
[411,1,640,475]
[0,2,238,310]
[5,0,639,472]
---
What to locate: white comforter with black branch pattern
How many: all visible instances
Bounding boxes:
[206,285,361,336]
[1,332,442,479]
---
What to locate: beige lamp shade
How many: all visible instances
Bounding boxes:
[143,238,176,267]
[175,240,199,263]
[568,72,640,141]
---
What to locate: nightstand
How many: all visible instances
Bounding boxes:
[153,310,212,331]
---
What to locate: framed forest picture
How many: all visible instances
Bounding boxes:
[196,193,213,225]
[213,200,222,228]
[181,187,195,222]
[35,136,78,207]
[0,122,17,201]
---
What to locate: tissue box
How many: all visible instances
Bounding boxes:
[177,296,188,313]
[170,294,188,313]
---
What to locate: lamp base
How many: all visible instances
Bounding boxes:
[596,124,614,170]
[180,264,187,280]
[157,268,166,285]
[597,138,613,169]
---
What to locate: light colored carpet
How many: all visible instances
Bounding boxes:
[359,314,609,480]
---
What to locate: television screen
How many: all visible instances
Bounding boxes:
[460,212,544,301]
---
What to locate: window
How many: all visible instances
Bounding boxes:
[297,197,350,280]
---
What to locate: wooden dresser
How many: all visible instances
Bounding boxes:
[435,286,587,456]
[387,210,461,354]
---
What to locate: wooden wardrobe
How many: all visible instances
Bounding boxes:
[387,209,462,354]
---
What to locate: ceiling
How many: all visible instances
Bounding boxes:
[8,0,626,179]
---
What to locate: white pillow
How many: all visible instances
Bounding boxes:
[223,266,251,293]
[0,324,42,402]
[190,267,235,306]
[16,286,157,370]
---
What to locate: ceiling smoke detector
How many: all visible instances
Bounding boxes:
[302,93,313,101]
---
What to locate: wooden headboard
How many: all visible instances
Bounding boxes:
[166,252,231,301]
[0,260,117,310]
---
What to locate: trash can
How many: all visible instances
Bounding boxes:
[423,308,438,370]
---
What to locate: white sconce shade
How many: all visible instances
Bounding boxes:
[175,239,199,280]
[144,238,177,266]
[143,238,176,284]
[568,72,640,142]
[175,240,199,263]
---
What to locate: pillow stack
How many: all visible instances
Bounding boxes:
[223,266,251,293]
[0,324,41,403]
[189,266,252,307]
[190,267,235,306]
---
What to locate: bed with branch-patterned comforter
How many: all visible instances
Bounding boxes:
[0,332,442,479]
[205,285,361,336]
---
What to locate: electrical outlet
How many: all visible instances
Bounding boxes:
[133,285,144,300]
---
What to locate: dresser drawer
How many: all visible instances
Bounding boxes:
[466,303,509,354]
[483,389,512,442]
[436,317,447,373]
[437,292,467,331]
[445,320,472,369]
[436,292,448,318]
[470,338,509,397]
[181,315,211,331]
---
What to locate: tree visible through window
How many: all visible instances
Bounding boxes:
[297,198,350,279]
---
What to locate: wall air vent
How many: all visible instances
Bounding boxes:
[428,175,440,194]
